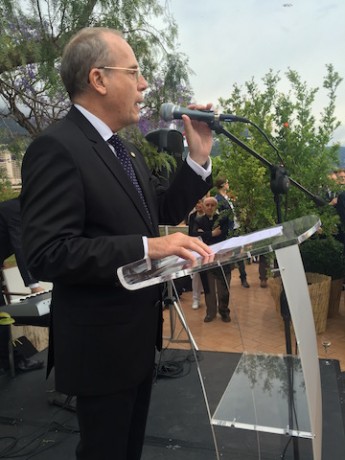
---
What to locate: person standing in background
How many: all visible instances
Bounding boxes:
[190,196,232,323]
[214,176,250,288]
[188,198,206,309]
[0,198,44,299]
[328,169,345,253]
[0,197,44,373]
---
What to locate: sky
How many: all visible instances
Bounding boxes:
[160,0,345,144]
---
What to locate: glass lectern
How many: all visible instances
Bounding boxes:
[117,215,322,460]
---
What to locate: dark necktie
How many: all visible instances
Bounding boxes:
[107,134,152,223]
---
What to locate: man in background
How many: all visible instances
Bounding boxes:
[0,197,44,372]
[214,176,250,288]
[190,196,232,323]
[0,198,43,299]
[188,198,206,309]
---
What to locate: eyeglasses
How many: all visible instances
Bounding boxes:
[96,66,141,81]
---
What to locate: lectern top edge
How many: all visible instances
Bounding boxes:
[117,215,321,291]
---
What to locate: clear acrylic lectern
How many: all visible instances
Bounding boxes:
[117,215,322,460]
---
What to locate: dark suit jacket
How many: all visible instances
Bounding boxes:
[0,198,37,289]
[214,193,235,232]
[189,213,228,246]
[20,106,210,396]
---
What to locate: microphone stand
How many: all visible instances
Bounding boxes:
[210,121,327,208]
[210,121,325,460]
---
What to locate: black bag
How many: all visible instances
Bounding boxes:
[0,328,38,370]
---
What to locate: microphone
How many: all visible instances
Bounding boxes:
[160,103,249,124]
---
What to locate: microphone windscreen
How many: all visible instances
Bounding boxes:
[145,129,184,155]
[159,103,175,121]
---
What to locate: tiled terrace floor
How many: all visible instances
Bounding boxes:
[162,262,345,371]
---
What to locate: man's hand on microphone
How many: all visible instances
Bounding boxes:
[183,103,213,166]
[147,232,213,262]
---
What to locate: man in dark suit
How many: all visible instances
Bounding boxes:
[0,198,42,298]
[0,198,44,372]
[214,176,250,288]
[20,27,213,460]
[189,196,232,323]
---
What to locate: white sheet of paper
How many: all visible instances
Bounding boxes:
[176,225,284,263]
[210,225,283,254]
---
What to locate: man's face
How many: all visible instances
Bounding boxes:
[100,33,148,131]
[195,200,204,213]
[204,200,217,217]
[337,171,345,185]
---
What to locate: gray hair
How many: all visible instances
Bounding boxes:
[204,196,218,206]
[60,27,123,100]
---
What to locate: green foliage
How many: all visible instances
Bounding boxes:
[0,0,195,177]
[215,66,343,234]
[0,179,19,201]
[300,235,345,280]
[0,176,11,198]
[6,137,29,161]
[121,125,176,176]
[212,208,235,237]
[0,0,189,136]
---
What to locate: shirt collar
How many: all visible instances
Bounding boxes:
[74,104,113,142]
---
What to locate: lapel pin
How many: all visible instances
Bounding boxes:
[130,152,136,158]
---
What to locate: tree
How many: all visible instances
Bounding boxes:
[124,55,194,177]
[213,65,343,235]
[0,0,192,162]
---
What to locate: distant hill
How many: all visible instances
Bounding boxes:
[0,118,28,143]
[339,146,345,168]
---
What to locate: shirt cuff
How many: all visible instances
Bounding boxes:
[28,283,40,289]
[142,236,152,270]
[142,236,148,258]
[186,154,212,180]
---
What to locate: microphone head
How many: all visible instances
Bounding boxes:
[160,103,178,122]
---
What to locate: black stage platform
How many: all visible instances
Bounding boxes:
[0,348,344,459]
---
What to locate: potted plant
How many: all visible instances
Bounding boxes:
[300,235,345,317]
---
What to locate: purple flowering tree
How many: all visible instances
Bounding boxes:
[123,63,194,176]
[0,0,193,172]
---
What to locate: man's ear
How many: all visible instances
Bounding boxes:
[88,68,107,96]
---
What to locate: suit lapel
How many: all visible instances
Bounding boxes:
[121,140,159,230]
[66,107,156,233]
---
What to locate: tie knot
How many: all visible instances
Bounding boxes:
[108,134,125,151]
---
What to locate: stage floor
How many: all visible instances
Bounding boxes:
[0,348,344,459]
